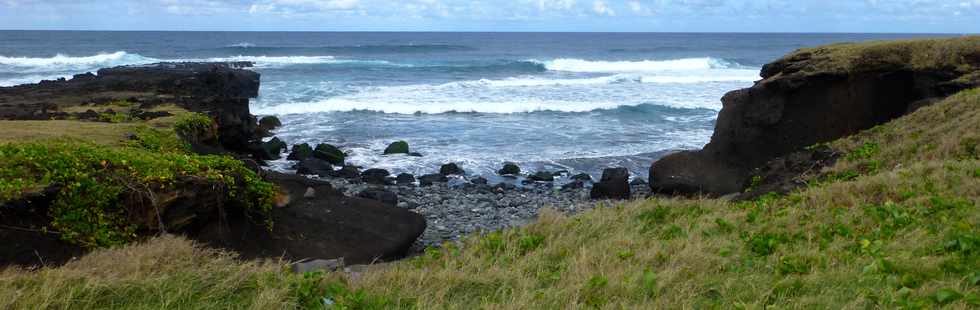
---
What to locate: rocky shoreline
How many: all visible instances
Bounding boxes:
[263,138,650,248]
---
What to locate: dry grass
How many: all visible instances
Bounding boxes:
[0,235,303,309]
[0,120,137,145]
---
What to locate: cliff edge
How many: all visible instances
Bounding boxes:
[650,36,980,195]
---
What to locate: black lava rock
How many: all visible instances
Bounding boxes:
[497,162,521,175]
[591,167,631,200]
[258,137,287,160]
[439,163,464,176]
[419,174,449,186]
[357,189,399,207]
[383,141,410,155]
[396,173,416,185]
[295,158,334,177]
[313,143,346,165]
[361,168,391,185]
[528,171,555,182]
[471,177,488,185]
[571,173,593,182]
[287,143,314,161]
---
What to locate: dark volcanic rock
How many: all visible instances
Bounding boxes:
[357,188,399,206]
[331,165,361,179]
[287,143,314,161]
[0,62,262,153]
[361,168,391,185]
[439,163,465,176]
[529,171,555,182]
[313,143,346,165]
[471,176,489,185]
[194,172,425,264]
[256,116,282,137]
[571,173,593,182]
[408,152,424,157]
[257,137,287,160]
[498,162,521,175]
[419,174,449,186]
[591,168,630,200]
[650,39,980,196]
[296,158,334,177]
[396,173,416,185]
[383,141,410,155]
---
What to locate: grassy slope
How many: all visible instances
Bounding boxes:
[1,89,975,309]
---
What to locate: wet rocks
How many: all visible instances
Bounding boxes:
[295,158,334,177]
[571,173,593,182]
[497,162,521,175]
[591,167,631,200]
[287,143,314,160]
[256,116,282,137]
[419,174,449,186]
[396,173,416,185]
[357,188,399,206]
[383,141,410,155]
[258,137,287,160]
[528,171,555,182]
[332,165,361,179]
[361,168,391,185]
[439,163,464,176]
[313,143,346,165]
[471,177,488,185]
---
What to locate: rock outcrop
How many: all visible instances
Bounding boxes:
[0,62,263,153]
[650,37,980,196]
[0,62,427,267]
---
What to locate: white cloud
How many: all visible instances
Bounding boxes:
[249,0,360,15]
[537,0,576,11]
[592,0,614,16]
[628,0,654,15]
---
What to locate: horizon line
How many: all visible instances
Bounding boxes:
[0,29,976,35]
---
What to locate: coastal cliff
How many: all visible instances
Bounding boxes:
[0,63,425,267]
[650,36,980,195]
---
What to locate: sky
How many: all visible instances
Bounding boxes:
[0,0,978,33]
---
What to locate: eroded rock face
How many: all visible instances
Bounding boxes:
[193,173,425,264]
[650,40,980,196]
[0,62,262,152]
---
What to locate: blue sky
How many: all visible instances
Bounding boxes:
[1,0,978,33]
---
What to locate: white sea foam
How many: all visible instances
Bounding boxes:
[0,51,159,72]
[535,57,737,73]
[251,73,749,115]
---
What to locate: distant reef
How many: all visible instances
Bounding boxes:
[650,36,980,196]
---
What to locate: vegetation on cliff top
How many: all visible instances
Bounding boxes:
[0,110,277,248]
[1,84,976,308]
[766,36,980,79]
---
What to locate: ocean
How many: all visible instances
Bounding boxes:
[0,31,952,180]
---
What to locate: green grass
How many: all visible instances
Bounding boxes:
[768,36,980,78]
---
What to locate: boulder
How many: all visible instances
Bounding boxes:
[419,174,448,186]
[357,189,399,207]
[471,176,489,185]
[331,165,361,179]
[194,172,426,264]
[650,38,980,196]
[313,143,346,165]
[383,141,410,155]
[497,162,521,175]
[528,171,555,182]
[591,168,631,200]
[439,163,465,176]
[295,158,334,177]
[562,180,585,191]
[361,168,391,185]
[396,173,416,185]
[287,143,314,161]
[571,173,593,182]
[256,116,282,137]
[257,137,287,160]
[408,152,424,157]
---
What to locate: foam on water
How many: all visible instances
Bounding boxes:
[535,57,738,73]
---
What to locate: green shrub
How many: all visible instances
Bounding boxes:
[0,141,276,247]
[173,112,214,139]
